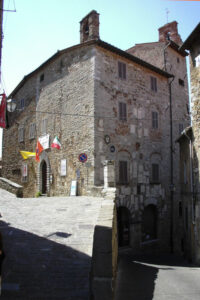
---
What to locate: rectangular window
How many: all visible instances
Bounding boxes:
[152,163,159,182]
[152,111,158,129]
[18,127,24,143]
[19,99,25,110]
[150,76,157,92]
[118,61,126,80]
[29,123,36,139]
[119,102,127,121]
[41,119,47,135]
[119,161,128,184]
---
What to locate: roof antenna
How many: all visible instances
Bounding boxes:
[166,8,169,24]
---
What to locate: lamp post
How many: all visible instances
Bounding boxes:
[7,99,16,112]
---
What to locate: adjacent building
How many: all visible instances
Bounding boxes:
[2,11,190,254]
[178,23,200,263]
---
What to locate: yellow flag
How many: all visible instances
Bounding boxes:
[20,151,36,160]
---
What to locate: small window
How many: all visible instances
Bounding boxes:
[119,161,128,184]
[179,201,182,217]
[179,123,184,135]
[41,119,47,135]
[118,61,126,80]
[150,76,157,92]
[19,99,25,110]
[152,163,159,183]
[29,123,36,139]
[40,74,44,82]
[119,102,127,121]
[137,184,141,195]
[18,127,24,143]
[152,111,158,129]
[183,161,187,184]
[179,79,184,86]
[177,57,180,63]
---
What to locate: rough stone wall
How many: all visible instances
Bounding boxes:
[2,45,96,197]
[2,79,37,197]
[36,46,96,197]
[190,57,200,263]
[94,46,172,253]
[127,42,190,253]
[90,198,118,300]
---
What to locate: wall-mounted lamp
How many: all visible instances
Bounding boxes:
[7,99,17,112]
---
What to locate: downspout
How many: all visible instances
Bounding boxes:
[169,76,175,253]
[183,130,194,222]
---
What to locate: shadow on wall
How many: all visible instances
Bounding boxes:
[0,220,90,300]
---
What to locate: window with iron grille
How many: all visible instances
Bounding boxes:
[41,119,47,135]
[29,123,36,139]
[118,61,126,80]
[150,76,157,92]
[18,127,24,143]
[119,161,128,184]
[152,163,159,182]
[119,102,127,121]
[152,111,158,129]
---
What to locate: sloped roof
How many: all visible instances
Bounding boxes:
[9,39,173,98]
[180,23,200,51]
[127,40,188,57]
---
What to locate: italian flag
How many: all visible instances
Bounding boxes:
[51,136,61,150]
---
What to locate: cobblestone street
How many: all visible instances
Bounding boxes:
[0,189,103,299]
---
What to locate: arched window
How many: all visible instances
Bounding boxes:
[142,204,157,242]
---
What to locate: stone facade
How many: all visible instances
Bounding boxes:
[2,12,190,254]
[179,23,200,263]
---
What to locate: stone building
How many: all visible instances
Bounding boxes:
[2,11,190,254]
[178,23,200,263]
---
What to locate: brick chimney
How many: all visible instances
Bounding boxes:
[158,21,182,45]
[80,10,100,43]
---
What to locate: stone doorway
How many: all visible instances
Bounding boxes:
[117,206,131,247]
[41,160,47,194]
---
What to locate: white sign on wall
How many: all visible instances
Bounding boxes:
[22,163,28,177]
[61,159,67,176]
[39,134,50,150]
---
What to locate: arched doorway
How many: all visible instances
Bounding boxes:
[41,160,47,194]
[142,204,157,242]
[117,207,131,247]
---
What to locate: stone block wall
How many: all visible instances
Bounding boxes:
[93,46,172,252]
[90,199,118,300]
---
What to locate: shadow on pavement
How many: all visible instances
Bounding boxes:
[115,250,158,300]
[115,248,199,300]
[0,220,90,300]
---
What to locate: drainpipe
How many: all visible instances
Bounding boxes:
[183,130,194,222]
[169,76,175,253]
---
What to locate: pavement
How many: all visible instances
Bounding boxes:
[115,248,200,300]
[0,188,104,300]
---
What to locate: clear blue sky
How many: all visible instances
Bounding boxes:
[1,0,200,96]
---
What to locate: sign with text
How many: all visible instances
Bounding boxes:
[60,159,67,176]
